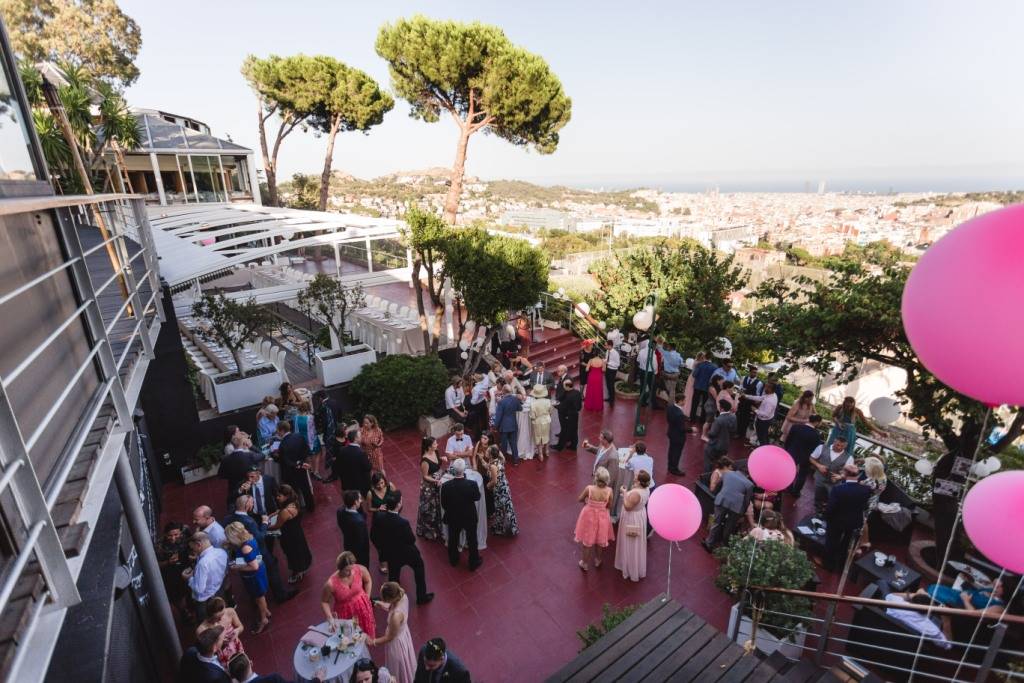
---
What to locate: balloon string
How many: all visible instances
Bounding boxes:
[666,541,674,599]
[743,501,768,591]
[907,406,991,683]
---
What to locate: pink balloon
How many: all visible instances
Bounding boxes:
[962,470,1024,573]
[747,445,796,492]
[902,205,1024,407]
[647,484,702,542]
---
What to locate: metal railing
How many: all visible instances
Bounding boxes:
[538,291,603,344]
[731,585,1024,682]
[0,193,163,677]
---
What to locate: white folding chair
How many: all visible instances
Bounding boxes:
[388,302,399,315]
[398,305,410,317]
[366,295,379,308]
[260,340,273,358]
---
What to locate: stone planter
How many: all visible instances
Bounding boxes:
[212,368,283,413]
[315,344,377,386]
[727,603,806,660]
[181,464,218,485]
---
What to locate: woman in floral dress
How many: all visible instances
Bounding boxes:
[360,414,386,474]
[482,445,519,536]
[415,436,444,540]
[195,597,244,666]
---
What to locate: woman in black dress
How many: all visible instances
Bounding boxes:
[269,484,312,584]
[415,436,443,540]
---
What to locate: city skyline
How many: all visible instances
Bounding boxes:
[120,0,1024,191]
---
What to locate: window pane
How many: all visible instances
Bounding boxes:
[0,59,37,181]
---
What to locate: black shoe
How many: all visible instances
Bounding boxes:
[416,593,435,605]
[668,468,684,476]
[277,590,298,602]
[468,558,483,571]
[551,446,563,452]
[449,559,459,567]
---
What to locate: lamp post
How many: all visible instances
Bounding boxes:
[632,293,657,437]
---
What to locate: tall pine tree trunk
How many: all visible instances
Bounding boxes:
[412,259,431,352]
[318,114,341,212]
[443,127,472,224]
[255,100,278,206]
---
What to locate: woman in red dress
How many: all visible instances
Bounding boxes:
[582,354,605,412]
[320,551,376,638]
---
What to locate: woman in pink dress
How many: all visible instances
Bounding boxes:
[369,582,417,683]
[195,597,243,666]
[583,354,605,412]
[574,467,615,571]
[320,551,376,638]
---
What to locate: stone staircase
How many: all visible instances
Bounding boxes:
[526,328,584,380]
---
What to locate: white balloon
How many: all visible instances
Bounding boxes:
[712,337,732,359]
[869,397,901,426]
[972,462,992,478]
[577,302,591,316]
[632,309,653,331]
[985,456,1002,472]
[914,459,934,476]
[460,351,468,360]
[685,357,694,370]
[458,340,469,350]
[505,323,516,336]
[597,321,607,330]
[465,320,476,330]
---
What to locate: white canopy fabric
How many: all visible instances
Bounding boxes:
[145,203,405,287]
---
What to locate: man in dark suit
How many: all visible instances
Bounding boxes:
[493,386,522,464]
[702,459,753,551]
[371,491,434,605]
[824,462,872,571]
[218,436,261,511]
[337,490,370,567]
[785,414,824,497]
[524,361,554,391]
[237,466,279,520]
[223,493,293,603]
[326,426,372,495]
[665,392,687,476]
[414,637,471,683]
[227,653,293,683]
[275,420,315,511]
[178,625,231,683]
[439,459,482,570]
[553,379,582,451]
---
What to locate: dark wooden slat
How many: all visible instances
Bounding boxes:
[638,623,718,682]
[781,659,823,683]
[572,601,682,682]
[50,499,82,529]
[55,478,88,506]
[0,594,36,643]
[594,608,694,682]
[716,652,764,683]
[58,521,90,558]
[614,610,703,682]
[546,595,673,683]
[699,639,746,683]
[741,661,785,683]
[668,632,736,681]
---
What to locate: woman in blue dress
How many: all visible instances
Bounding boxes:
[926,577,1007,615]
[224,521,271,633]
[827,397,881,457]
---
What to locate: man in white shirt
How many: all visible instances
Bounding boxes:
[624,442,655,489]
[192,505,226,549]
[445,375,467,423]
[604,340,621,406]
[183,531,228,607]
[746,380,779,447]
[445,423,474,460]
[810,435,850,510]
[882,587,953,649]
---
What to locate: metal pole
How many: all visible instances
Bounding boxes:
[633,293,656,437]
[113,448,182,661]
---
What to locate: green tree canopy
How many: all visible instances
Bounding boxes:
[403,207,455,353]
[192,294,274,379]
[745,262,1021,453]
[588,243,748,357]
[241,54,332,206]
[376,16,571,223]
[297,274,365,356]
[1,0,142,87]
[308,58,393,211]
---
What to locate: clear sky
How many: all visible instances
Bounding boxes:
[120,0,1024,192]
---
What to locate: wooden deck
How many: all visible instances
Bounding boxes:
[546,594,830,683]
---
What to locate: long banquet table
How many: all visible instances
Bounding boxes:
[348,306,425,355]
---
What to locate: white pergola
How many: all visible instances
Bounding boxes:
[145,203,410,289]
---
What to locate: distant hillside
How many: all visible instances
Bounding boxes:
[895,190,1024,207]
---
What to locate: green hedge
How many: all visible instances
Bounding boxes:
[349,355,448,430]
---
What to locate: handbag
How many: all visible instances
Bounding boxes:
[625,524,642,538]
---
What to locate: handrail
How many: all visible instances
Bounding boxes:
[0,520,47,609]
[0,192,142,217]
[748,585,1024,624]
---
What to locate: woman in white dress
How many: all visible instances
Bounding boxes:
[516,394,535,460]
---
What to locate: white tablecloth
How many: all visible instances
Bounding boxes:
[349,307,425,355]
[440,469,487,550]
[293,622,370,683]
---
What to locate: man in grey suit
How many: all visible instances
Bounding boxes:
[582,429,623,521]
[702,458,753,551]
[524,361,554,392]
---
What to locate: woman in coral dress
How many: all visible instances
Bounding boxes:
[195,597,244,666]
[614,471,651,582]
[582,355,605,412]
[320,551,376,638]
[369,582,417,683]
[574,467,615,571]
[360,414,386,474]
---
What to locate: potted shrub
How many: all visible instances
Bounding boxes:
[715,535,814,659]
[299,274,377,386]
[349,355,448,430]
[182,443,222,485]
[576,603,639,652]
